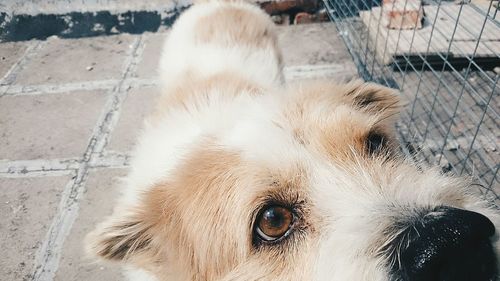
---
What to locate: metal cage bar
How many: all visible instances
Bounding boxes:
[324,0,500,203]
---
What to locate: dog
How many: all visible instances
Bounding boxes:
[85,0,500,280]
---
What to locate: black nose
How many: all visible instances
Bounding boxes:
[398,207,498,281]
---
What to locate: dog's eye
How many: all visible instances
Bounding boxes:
[255,206,294,242]
[366,132,385,153]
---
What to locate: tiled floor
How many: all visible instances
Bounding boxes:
[0,23,357,281]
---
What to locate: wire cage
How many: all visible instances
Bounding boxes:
[322,0,499,203]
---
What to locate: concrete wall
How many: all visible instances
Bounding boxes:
[0,0,189,15]
[0,0,310,42]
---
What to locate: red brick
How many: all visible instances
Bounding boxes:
[382,0,424,30]
[260,0,319,15]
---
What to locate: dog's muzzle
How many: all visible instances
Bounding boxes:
[393,206,498,281]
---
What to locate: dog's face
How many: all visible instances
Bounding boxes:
[87,80,499,281]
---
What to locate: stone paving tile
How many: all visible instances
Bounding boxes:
[278,23,354,67]
[0,175,71,281]
[107,87,160,153]
[135,32,166,79]
[0,90,108,160]
[13,35,135,86]
[0,42,29,81]
[55,168,126,281]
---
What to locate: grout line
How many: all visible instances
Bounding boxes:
[0,79,119,96]
[0,41,45,96]
[0,63,357,97]
[284,63,358,80]
[29,35,143,281]
[91,37,147,155]
[0,158,82,174]
[30,169,83,281]
[0,78,158,97]
[127,38,148,80]
[0,153,131,178]
[0,170,75,178]
[89,151,131,169]
[0,153,132,178]
[125,77,159,89]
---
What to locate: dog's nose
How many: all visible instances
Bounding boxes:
[399,207,498,281]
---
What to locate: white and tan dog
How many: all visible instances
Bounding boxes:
[86,0,500,280]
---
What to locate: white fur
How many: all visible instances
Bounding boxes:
[125,266,158,281]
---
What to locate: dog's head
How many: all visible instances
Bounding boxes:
[86,80,499,281]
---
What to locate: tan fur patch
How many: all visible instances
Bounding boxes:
[195,6,277,49]
[283,80,400,162]
[150,72,262,123]
[86,145,246,280]
[137,146,248,280]
[194,4,283,66]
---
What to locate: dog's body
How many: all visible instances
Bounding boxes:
[86,1,500,280]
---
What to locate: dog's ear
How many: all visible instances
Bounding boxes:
[341,80,400,117]
[85,209,157,262]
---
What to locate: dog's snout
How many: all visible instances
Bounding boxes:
[398,207,498,281]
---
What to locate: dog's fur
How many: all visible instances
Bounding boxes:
[85,0,500,280]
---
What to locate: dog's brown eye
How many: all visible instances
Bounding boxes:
[367,132,385,153]
[255,206,294,242]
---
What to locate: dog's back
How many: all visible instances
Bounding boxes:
[159,0,283,95]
